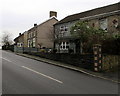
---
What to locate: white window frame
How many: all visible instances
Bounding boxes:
[20,43,23,47]
[17,42,23,47]
[59,26,68,37]
[28,33,30,38]
[60,42,69,50]
[34,31,36,36]
[17,43,20,47]
[28,40,30,47]
[30,40,32,47]
[33,38,36,47]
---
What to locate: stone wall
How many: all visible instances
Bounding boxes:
[102,55,120,72]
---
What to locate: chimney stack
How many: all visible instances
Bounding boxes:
[50,11,57,18]
[34,23,37,27]
[19,33,21,36]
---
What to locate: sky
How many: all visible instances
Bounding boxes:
[0,0,119,47]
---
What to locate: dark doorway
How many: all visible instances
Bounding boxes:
[75,40,80,54]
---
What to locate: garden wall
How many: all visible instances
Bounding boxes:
[102,55,120,72]
[28,52,94,71]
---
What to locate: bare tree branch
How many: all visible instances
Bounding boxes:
[2,32,13,46]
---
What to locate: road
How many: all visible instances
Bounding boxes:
[1,50,119,94]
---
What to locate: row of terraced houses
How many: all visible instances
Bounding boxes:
[14,2,120,53]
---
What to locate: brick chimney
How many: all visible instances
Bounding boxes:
[50,11,57,18]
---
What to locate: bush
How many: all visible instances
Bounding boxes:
[28,52,94,71]
[39,49,46,53]
[2,45,14,52]
[102,38,120,55]
[52,49,57,53]
[68,49,74,54]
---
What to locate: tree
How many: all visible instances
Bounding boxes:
[2,32,13,46]
[70,21,106,54]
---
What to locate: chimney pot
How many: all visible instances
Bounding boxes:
[34,23,37,26]
[19,33,21,36]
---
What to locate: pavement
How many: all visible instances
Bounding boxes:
[16,52,120,84]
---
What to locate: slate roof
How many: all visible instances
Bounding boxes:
[55,2,120,25]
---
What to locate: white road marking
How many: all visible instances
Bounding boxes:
[2,57,20,67]
[2,57,12,63]
[22,66,63,84]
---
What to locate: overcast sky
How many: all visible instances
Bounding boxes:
[0,0,119,46]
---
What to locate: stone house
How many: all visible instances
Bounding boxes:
[27,11,58,50]
[14,33,25,52]
[54,2,120,53]
[14,33,24,48]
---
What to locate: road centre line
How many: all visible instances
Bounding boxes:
[2,57,12,63]
[2,57,63,84]
[21,66,63,84]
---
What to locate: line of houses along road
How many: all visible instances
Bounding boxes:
[14,2,120,54]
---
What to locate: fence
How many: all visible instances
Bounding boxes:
[14,46,39,53]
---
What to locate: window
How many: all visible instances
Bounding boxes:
[32,32,34,37]
[30,40,32,47]
[28,40,30,47]
[29,32,32,38]
[60,26,68,32]
[60,26,64,31]
[66,42,69,49]
[17,43,20,47]
[112,19,118,28]
[99,18,108,32]
[65,26,68,31]
[34,31,36,36]
[30,32,32,38]
[60,42,69,50]
[20,43,23,47]
[29,33,31,38]
[17,42,23,47]
[66,46,69,49]
[59,25,68,37]
[31,31,36,37]
[33,38,36,47]
[28,40,32,47]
